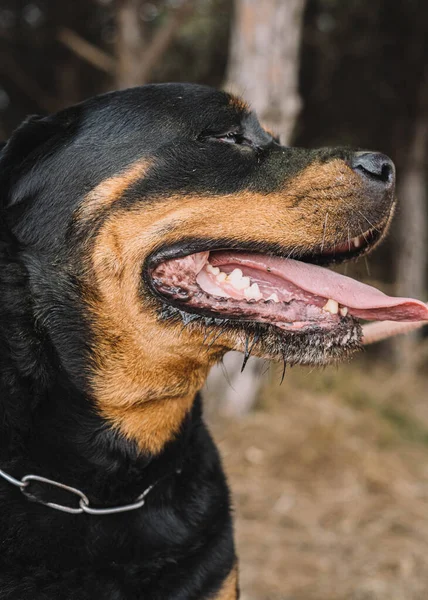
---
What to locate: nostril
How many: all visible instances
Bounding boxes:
[351,151,395,185]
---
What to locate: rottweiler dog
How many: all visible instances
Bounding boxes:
[0,83,427,599]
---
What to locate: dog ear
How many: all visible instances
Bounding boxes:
[0,115,61,209]
[0,114,70,246]
[0,117,48,244]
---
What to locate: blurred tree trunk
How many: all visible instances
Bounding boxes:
[115,0,195,89]
[115,0,147,88]
[57,58,81,108]
[394,72,428,369]
[207,0,307,416]
[226,0,306,142]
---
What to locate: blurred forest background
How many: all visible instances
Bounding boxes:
[2,1,428,598]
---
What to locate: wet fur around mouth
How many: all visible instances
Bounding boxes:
[0,83,396,599]
[158,304,362,369]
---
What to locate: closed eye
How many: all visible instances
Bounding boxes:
[198,130,255,148]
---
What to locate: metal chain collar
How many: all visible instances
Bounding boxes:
[0,468,160,515]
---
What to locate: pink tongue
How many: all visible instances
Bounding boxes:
[211,253,428,322]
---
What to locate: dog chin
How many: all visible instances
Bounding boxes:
[243,319,363,366]
[160,305,362,367]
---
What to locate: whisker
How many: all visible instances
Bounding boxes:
[261,361,270,377]
[248,332,260,355]
[205,331,225,353]
[241,334,251,372]
[360,227,369,243]
[364,256,371,277]
[357,210,380,233]
[321,212,329,252]
[280,360,287,384]
[219,358,236,391]
[286,245,300,259]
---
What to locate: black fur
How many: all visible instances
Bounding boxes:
[0,85,241,600]
[0,83,395,599]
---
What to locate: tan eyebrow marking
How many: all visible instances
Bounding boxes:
[77,158,152,221]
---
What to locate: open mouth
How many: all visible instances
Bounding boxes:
[148,228,428,356]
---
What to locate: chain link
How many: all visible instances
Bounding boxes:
[0,468,159,516]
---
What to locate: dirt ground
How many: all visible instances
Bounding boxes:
[207,353,428,600]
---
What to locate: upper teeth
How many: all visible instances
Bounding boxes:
[206,264,260,296]
[227,268,251,290]
[204,264,349,316]
[206,264,220,275]
[266,293,280,303]
[244,283,263,301]
[352,236,362,248]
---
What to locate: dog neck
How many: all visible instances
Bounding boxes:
[0,243,226,503]
[0,365,198,505]
[0,271,194,502]
[89,327,222,456]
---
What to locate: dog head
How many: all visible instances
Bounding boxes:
[1,83,423,453]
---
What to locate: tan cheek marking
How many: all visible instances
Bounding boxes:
[88,221,218,454]
[86,159,365,454]
[94,160,362,260]
[212,564,239,599]
[76,158,152,221]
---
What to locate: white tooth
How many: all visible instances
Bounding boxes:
[323,298,339,314]
[252,283,262,299]
[227,269,252,291]
[352,236,361,248]
[340,306,348,317]
[227,268,244,284]
[233,276,250,290]
[206,264,220,275]
[244,282,262,301]
[216,272,227,283]
[266,293,280,303]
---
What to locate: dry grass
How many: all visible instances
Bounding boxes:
[207,350,428,600]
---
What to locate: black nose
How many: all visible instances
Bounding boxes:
[351,151,395,186]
